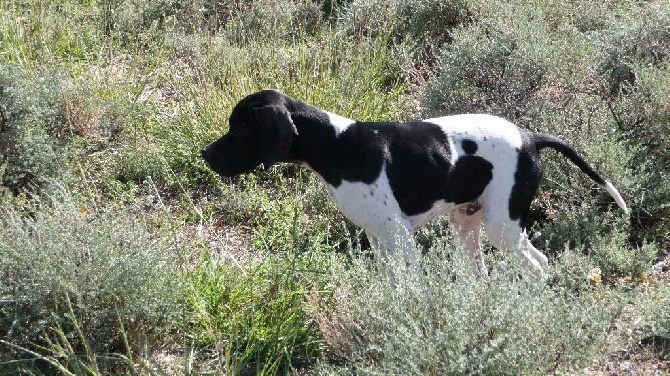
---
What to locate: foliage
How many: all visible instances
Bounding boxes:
[340,0,470,54]
[0,66,69,195]
[182,247,329,375]
[0,194,181,374]
[641,280,670,344]
[311,248,628,375]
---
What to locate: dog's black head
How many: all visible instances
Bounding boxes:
[201,89,299,177]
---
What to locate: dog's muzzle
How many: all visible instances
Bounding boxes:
[200,146,211,161]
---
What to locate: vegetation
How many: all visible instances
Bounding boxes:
[0,0,668,374]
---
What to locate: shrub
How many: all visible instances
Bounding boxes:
[0,193,182,373]
[312,246,629,374]
[590,2,670,244]
[639,279,670,346]
[340,0,470,57]
[224,0,324,43]
[421,0,581,121]
[99,0,192,45]
[0,66,69,196]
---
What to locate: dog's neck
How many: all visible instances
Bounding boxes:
[283,100,351,184]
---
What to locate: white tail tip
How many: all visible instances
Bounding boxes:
[603,181,629,214]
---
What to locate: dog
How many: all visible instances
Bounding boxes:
[201,89,628,276]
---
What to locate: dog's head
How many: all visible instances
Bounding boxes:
[201,89,299,177]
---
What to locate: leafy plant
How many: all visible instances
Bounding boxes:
[0,66,69,195]
[182,247,328,374]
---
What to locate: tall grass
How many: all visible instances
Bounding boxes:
[182,248,329,374]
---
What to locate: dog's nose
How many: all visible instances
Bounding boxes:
[200,147,210,160]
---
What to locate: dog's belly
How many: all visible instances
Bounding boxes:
[323,168,458,236]
[407,200,456,230]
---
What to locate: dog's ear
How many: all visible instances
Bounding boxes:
[254,105,298,169]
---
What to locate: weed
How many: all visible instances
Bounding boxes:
[182,247,329,374]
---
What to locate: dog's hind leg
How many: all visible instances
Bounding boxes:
[450,201,487,275]
[483,214,548,276]
[366,220,417,287]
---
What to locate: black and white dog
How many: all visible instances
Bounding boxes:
[201,89,628,275]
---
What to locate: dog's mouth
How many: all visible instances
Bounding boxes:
[201,146,231,177]
[200,145,262,178]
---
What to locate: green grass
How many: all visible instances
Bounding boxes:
[0,0,668,374]
[182,248,328,374]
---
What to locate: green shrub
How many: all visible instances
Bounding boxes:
[639,279,670,346]
[590,2,670,244]
[340,0,469,51]
[224,0,324,43]
[312,246,628,374]
[114,142,171,185]
[0,66,69,196]
[422,0,580,121]
[0,193,182,373]
[539,199,658,282]
[99,0,192,46]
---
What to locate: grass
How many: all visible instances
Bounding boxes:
[0,0,668,374]
[182,247,328,374]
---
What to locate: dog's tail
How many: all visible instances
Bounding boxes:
[533,133,628,214]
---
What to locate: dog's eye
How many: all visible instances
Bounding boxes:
[229,128,247,143]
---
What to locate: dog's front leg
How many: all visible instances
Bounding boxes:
[366,219,417,270]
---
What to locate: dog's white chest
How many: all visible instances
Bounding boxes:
[323,168,407,235]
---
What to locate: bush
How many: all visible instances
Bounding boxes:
[421,0,581,121]
[591,2,670,244]
[0,193,182,373]
[224,0,324,43]
[640,279,670,345]
[0,66,69,196]
[99,0,193,46]
[311,246,629,374]
[340,0,470,60]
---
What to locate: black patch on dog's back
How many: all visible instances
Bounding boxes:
[324,122,493,216]
[462,139,478,155]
